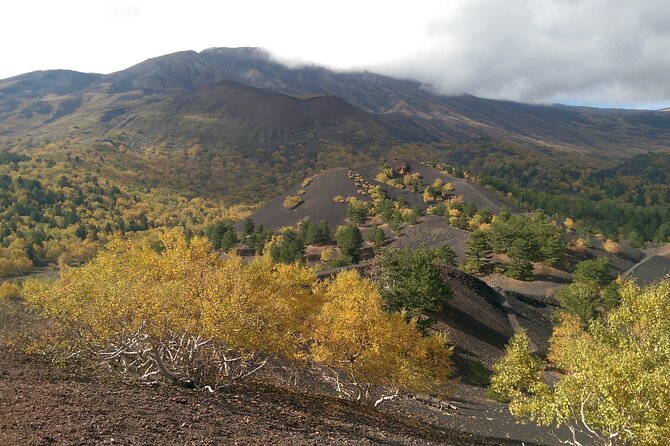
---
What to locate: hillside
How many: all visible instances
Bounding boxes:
[245,159,514,232]
[0,348,529,446]
[2,47,670,157]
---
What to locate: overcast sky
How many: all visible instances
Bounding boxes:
[3,0,669,109]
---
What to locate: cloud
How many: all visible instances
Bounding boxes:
[112,4,143,23]
[373,0,670,106]
[2,0,668,107]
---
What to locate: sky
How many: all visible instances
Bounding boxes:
[3,0,670,109]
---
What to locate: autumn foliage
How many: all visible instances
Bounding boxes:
[491,280,670,445]
[24,231,451,402]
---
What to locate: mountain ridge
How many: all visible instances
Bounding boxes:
[1,47,669,156]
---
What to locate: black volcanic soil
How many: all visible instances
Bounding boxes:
[0,348,535,446]
[628,256,670,285]
[435,266,514,369]
[393,216,470,262]
[179,81,364,129]
[625,243,670,285]
[244,167,366,231]
[246,160,514,233]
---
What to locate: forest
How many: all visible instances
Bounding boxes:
[5,134,666,280]
[439,142,670,244]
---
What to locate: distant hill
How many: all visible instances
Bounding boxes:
[245,160,514,232]
[2,47,670,157]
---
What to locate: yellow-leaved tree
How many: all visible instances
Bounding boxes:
[24,230,452,403]
[310,270,451,406]
[490,280,670,446]
[24,230,318,390]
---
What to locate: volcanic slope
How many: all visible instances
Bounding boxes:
[245,167,364,231]
[246,159,515,232]
[433,266,554,369]
[0,348,534,446]
[3,47,670,156]
[0,75,396,153]
[625,243,670,285]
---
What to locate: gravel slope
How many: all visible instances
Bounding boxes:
[0,349,534,446]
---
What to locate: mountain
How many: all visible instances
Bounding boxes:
[1,47,669,157]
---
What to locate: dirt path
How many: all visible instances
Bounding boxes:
[623,242,670,280]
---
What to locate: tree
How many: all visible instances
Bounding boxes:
[491,280,670,446]
[556,282,600,324]
[298,219,319,245]
[489,330,544,402]
[488,213,566,265]
[389,212,403,234]
[335,225,364,264]
[368,224,386,247]
[377,245,452,318]
[310,270,452,405]
[572,257,610,286]
[268,229,305,264]
[242,218,255,238]
[204,220,237,251]
[249,225,272,254]
[432,243,457,267]
[74,225,88,240]
[346,199,369,225]
[376,198,395,222]
[505,238,534,280]
[316,219,331,245]
[463,229,493,274]
[220,229,239,252]
[298,219,331,246]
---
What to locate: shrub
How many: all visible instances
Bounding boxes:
[283,195,303,209]
[319,247,337,262]
[573,237,587,253]
[25,232,314,390]
[603,239,620,254]
[0,282,21,300]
